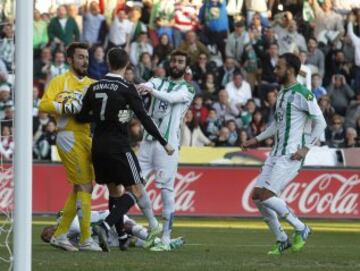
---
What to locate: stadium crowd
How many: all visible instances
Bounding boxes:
[0,0,360,161]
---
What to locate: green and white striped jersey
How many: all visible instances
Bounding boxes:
[142,77,195,147]
[268,82,323,156]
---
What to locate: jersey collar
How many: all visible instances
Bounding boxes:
[105,73,125,80]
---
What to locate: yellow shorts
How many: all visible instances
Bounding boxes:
[56,131,94,184]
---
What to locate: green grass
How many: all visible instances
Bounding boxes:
[1,217,360,271]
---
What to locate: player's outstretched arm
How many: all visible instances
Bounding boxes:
[137,84,192,104]
[75,86,94,123]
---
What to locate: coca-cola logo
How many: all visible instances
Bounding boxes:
[0,167,13,211]
[242,173,360,215]
[92,171,202,212]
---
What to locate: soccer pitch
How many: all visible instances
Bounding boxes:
[1,217,360,271]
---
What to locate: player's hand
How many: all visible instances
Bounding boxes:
[290,147,309,161]
[136,85,152,96]
[241,138,258,151]
[164,143,175,156]
[62,98,82,115]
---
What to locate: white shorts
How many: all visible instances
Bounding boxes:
[255,154,302,196]
[138,140,179,191]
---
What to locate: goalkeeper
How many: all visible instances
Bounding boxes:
[39,42,101,252]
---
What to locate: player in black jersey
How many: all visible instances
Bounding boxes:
[76,48,174,251]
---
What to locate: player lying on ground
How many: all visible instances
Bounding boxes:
[242,53,327,256]
[41,210,185,250]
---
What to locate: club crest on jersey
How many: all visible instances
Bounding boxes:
[306,93,314,101]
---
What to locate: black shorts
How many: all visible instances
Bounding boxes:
[92,148,144,187]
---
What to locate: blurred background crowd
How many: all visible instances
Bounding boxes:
[0,0,360,161]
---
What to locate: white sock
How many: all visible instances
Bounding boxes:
[137,191,158,229]
[161,189,175,246]
[131,224,148,240]
[254,200,288,242]
[135,238,144,247]
[262,197,305,231]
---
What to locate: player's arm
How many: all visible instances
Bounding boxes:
[291,94,327,160]
[137,84,194,104]
[242,121,276,150]
[75,85,94,123]
[302,97,327,150]
[127,85,174,154]
[39,77,63,115]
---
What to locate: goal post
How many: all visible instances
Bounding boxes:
[13,0,33,270]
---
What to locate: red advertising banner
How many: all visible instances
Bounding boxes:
[0,164,359,218]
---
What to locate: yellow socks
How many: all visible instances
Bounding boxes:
[76,191,92,243]
[54,192,77,238]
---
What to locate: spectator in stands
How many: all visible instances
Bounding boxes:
[226,119,238,146]
[34,47,52,90]
[225,20,250,64]
[179,31,209,66]
[272,11,293,39]
[0,125,13,160]
[225,71,252,109]
[347,14,360,94]
[108,9,133,51]
[1,105,13,128]
[88,45,108,80]
[198,0,229,58]
[0,83,12,119]
[309,0,344,46]
[306,37,325,78]
[124,65,139,84]
[48,50,68,81]
[214,126,231,147]
[181,110,213,146]
[278,20,307,55]
[33,112,54,139]
[0,58,9,84]
[241,99,257,128]
[355,116,360,137]
[136,52,153,81]
[218,56,239,88]
[247,110,266,137]
[33,120,57,160]
[204,108,221,141]
[153,34,172,65]
[212,89,239,123]
[345,93,360,129]
[192,53,213,86]
[327,74,355,116]
[237,128,249,147]
[184,67,201,95]
[318,94,336,125]
[261,90,276,125]
[191,95,209,127]
[201,72,219,99]
[341,127,360,148]
[152,0,176,46]
[325,49,352,86]
[67,4,82,33]
[173,0,199,48]
[33,9,49,56]
[128,6,147,43]
[245,0,272,27]
[325,114,346,148]
[47,5,80,48]
[82,1,104,45]
[0,23,14,71]
[311,73,327,100]
[130,31,153,66]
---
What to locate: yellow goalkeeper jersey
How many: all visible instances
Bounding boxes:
[39,70,95,133]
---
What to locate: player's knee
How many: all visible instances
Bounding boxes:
[126,184,143,199]
[258,189,275,201]
[251,187,262,201]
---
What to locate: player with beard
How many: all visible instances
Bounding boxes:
[242,53,327,255]
[39,42,102,252]
[136,50,195,251]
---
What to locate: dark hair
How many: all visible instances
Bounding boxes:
[66,42,89,58]
[233,71,243,78]
[170,49,190,66]
[107,47,129,70]
[279,53,301,76]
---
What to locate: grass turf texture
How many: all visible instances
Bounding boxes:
[1,217,360,271]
